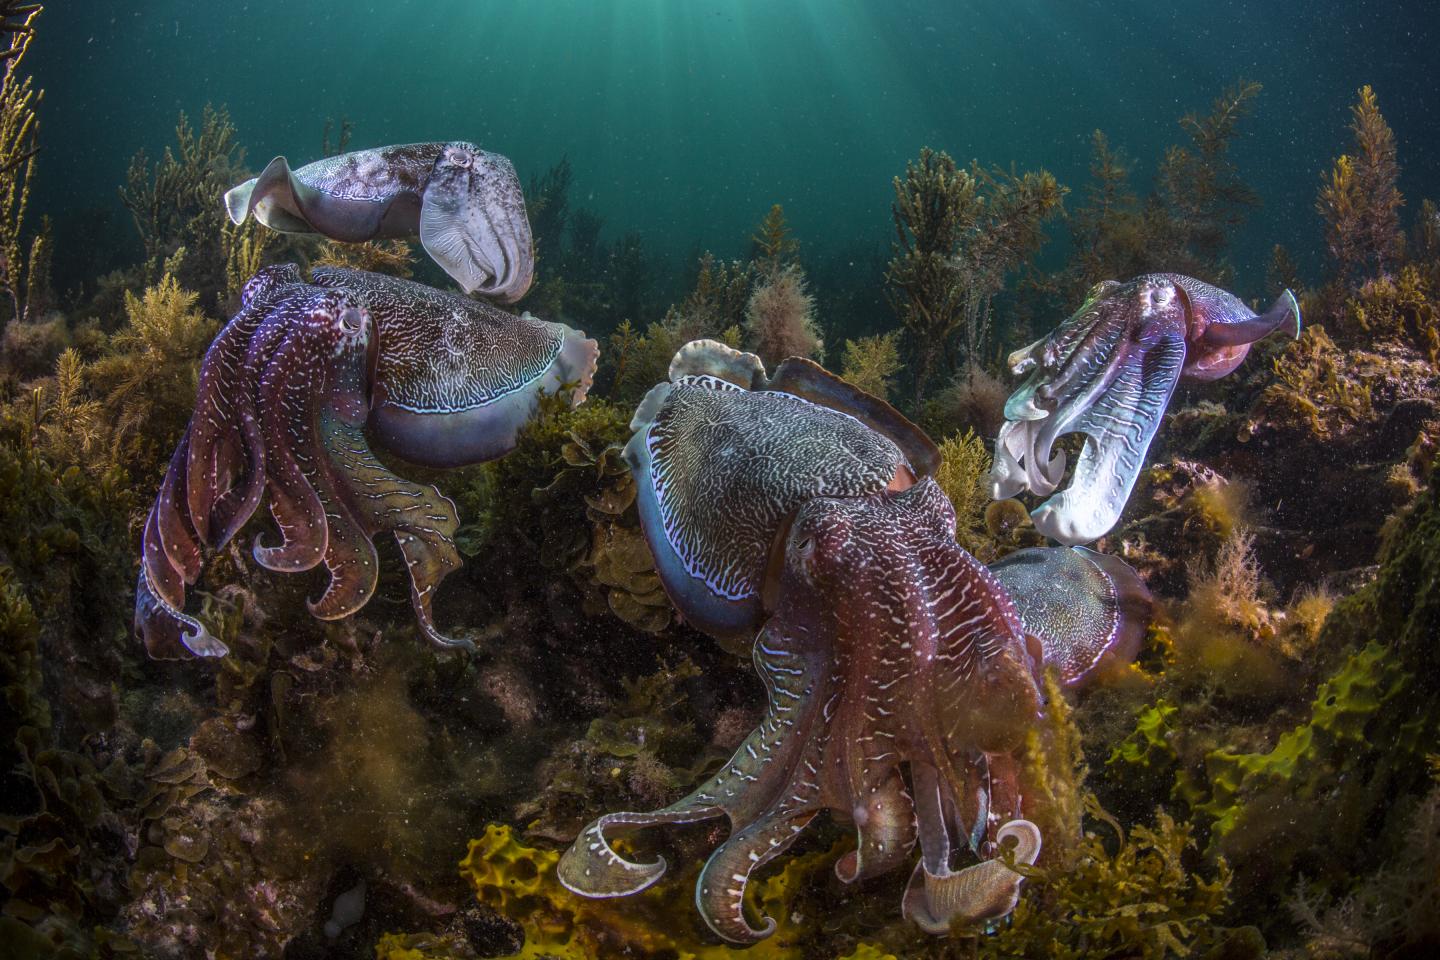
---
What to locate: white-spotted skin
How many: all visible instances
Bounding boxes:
[559,478,1045,942]
[138,265,579,657]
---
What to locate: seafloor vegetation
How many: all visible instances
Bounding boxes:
[1,7,1438,960]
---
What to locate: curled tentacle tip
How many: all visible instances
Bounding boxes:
[696,894,776,945]
[556,822,669,898]
[134,569,230,659]
[903,819,1042,935]
[182,626,230,658]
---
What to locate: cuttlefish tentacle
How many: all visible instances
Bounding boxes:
[249,304,332,572]
[696,806,820,943]
[184,264,303,548]
[185,309,264,546]
[560,618,828,930]
[151,431,203,587]
[135,433,228,658]
[835,765,916,884]
[903,819,1042,934]
[1031,331,1186,545]
[315,394,464,647]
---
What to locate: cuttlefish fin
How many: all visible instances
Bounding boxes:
[989,546,1153,686]
[667,338,766,388]
[766,357,941,478]
[902,819,1042,934]
[1030,332,1185,545]
[224,156,327,234]
[1198,289,1302,348]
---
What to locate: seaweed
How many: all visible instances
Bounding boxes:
[458,823,841,960]
[605,253,748,405]
[1251,326,1375,440]
[0,1,41,332]
[1060,129,1149,301]
[743,262,823,367]
[839,331,902,401]
[1056,81,1262,296]
[313,238,416,278]
[119,104,248,298]
[1346,265,1438,366]
[1182,473,1440,906]
[933,429,991,552]
[980,674,1255,959]
[886,147,1064,403]
[979,803,1253,960]
[1149,80,1263,284]
[1317,85,1404,283]
[751,202,799,279]
[86,271,218,479]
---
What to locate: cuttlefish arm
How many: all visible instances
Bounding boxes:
[992,278,1186,544]
[991,275,1300,545]
[1030,328,1186,544]
[1179,278,1301,381]
[903,819,1043,934]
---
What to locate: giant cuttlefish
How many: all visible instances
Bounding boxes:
[558,340,1151,941]
[992,274,1300,545]
[225,142,534,301]
[135,265,597,660]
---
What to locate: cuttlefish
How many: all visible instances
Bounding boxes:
[135,265,597,659]
[558,341,1151,941]
[992,274,1300,545]
[224,141,534,301]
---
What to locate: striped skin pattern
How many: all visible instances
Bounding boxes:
[644,375,903,601]
[992,274,1300,546]
[134,264,595,658]
[558,479,1047,943]
[311,267,563,413]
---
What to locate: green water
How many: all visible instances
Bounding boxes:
[34,0,1440,290]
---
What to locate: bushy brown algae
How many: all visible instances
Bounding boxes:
[1,15,1439,954]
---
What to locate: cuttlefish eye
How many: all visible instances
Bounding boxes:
[789,528,822,584]
[1140,281,1175,312]
[339,307,366,335]
[445,147,474,167]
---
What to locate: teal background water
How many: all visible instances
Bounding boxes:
[31,0,1440,293]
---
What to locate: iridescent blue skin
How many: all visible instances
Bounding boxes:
[561,341,1151,941]
[623,339,938,648]
[135,265,597,659]
[992,274,1301,546]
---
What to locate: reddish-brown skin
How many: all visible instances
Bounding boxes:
[557,478,1045,943]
